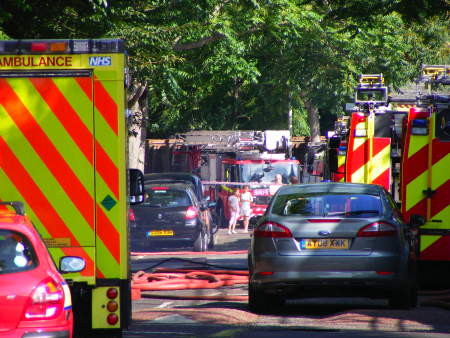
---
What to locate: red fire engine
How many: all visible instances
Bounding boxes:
[172,130,301,227]
[328,66,450,277]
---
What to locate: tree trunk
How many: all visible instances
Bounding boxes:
[127,82,148,172]
[304,99,321,142]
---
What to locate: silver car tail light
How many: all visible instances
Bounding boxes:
[254,222,293,238]
[357,221,397,237]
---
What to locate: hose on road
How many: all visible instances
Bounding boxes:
[131,255,249,301]
[131,254,450,309]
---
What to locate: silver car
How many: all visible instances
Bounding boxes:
[248,183,419,313]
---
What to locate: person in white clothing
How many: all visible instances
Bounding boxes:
[228,189,240,234]
[269,174,284,195]
[240,185,253,233]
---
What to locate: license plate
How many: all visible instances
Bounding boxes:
[300,238,349,250]
[147,230,174,237]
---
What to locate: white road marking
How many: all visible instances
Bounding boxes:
[157,301,173,308]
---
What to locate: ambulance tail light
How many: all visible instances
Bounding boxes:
[106,288,119,326]
[411,119,428,135]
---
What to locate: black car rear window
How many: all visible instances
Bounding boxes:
[0,230,37,274]
[143,187,192,207]
[271,193,381,217]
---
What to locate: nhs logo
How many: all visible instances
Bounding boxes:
[89,56,112,66]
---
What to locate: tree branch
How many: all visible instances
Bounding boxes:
[173,32,226,51]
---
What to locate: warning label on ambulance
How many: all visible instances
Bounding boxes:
[43,238,71,248]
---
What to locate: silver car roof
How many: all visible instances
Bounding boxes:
[276,183,383,195]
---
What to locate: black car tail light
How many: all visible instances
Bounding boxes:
[128,208,135,222]
[184,206,198,220]
[357,221,397,237]
[254,221,293,238]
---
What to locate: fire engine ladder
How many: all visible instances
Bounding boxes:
[174,130,265,152]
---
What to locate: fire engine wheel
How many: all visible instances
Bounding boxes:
[193,230,207,252]
[389,285,417,309]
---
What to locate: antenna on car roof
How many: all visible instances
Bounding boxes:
[0,201,25,216]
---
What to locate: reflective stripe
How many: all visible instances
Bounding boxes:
[345,111,391,191]
[0,138,96,279]
[0,75,122,277]
[402,109,450,261]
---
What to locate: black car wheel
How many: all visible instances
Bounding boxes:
[193,230,207,252]
[208,229,216,249]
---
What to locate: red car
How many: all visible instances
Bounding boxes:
[0,201,85,338]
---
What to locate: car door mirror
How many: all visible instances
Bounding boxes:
[59,256,86,273]
[409,214,426,227]
[129,168,145,205]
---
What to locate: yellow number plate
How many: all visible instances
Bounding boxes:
[147,230,174,237]
[300,238,349,250]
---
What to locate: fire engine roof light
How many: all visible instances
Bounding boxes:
[354,129,367,137]
[411,119,428,135]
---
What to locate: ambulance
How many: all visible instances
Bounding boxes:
[0,39,144,336]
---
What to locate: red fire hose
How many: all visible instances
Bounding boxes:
[131,266,249,300]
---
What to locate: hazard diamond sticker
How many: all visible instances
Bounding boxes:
[101,195,117,211]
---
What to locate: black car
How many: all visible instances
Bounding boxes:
[143,173,218,247]
[131,183,213,251]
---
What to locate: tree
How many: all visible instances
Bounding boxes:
[0,0,448,149]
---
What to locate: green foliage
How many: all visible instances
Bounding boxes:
[0,0,447,137]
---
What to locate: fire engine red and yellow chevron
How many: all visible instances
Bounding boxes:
[331,154,345,182]
[345,113,391,191]
[0,54,127,282]
[401,108,450,261]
